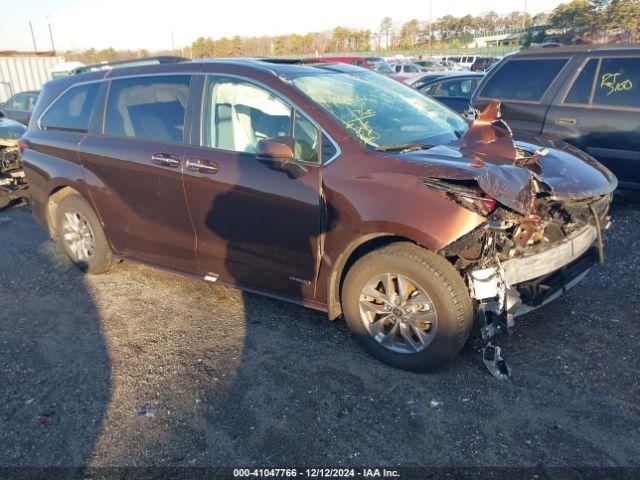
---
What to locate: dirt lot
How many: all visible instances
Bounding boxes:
[0,192,639,470]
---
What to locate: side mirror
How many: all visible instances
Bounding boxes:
[256,137,309,179]
[256,136,295,160]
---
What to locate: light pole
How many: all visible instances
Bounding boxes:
[46,15,56,53]
[29,21,38,53]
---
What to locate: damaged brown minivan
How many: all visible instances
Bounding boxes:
[21,58,617,378]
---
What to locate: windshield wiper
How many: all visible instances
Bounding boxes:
[376,143,435,153]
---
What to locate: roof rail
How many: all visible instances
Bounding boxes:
[72,55,188,75]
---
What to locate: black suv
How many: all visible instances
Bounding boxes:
[470,44,640,188]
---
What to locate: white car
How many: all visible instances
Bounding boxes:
[392,63,423,76]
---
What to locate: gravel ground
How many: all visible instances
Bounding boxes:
[0,192,638,470]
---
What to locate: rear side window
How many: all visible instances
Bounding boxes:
[593,57,640,108]
[40,83,99,132]
[565,58,598,104]
[104,75,190,143]
[480,59,567,102]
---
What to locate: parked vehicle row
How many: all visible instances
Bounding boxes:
[21,57,617,377]
[312,56,395,76]
[407,71,484,113]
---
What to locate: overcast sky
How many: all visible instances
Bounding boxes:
[3,0,564,52]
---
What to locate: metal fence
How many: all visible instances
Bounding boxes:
[0,56,64,103]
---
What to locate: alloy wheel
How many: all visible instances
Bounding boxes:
[358,273,437,354]
[62,211,96,262]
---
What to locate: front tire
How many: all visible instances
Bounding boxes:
[55,193,114,274]
[342,242,474,371]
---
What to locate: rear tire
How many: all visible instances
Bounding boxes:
[55,193,114,274]
[342,242,474,371]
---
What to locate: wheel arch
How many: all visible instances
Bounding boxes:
[327,233,418,320]
[46,185,86,239]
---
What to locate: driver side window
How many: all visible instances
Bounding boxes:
[204,78,292,154]
[203,77,320,163]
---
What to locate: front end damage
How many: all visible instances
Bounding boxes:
[0,139,29,210]
[444,191,611,379]
[417,101,617,380]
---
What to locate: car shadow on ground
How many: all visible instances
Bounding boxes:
[0,208,110,467]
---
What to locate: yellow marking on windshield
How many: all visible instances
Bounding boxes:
[319,98,380,146]
[600,72,633,96]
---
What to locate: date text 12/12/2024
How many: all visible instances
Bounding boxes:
[233,468,401,478]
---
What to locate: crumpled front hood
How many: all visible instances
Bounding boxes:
[396,102,617,214]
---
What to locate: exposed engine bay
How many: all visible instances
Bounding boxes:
[420,101,616,380]
[0,139,29,210]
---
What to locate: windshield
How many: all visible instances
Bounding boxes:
[290,71,468,148]
[365,57,393,74]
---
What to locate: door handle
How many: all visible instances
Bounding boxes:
[186,158,219,174]
[151,153,181,167]
[555,117,577,126]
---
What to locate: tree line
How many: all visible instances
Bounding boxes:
[63,0,639,64]
[544,0,639,43]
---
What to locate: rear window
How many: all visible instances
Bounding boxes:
[480,58,567,102]
[104,75,190,143]
[593,57,640,108]
[40,83,99,132]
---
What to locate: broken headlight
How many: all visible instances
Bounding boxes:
[422,177,497,216]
